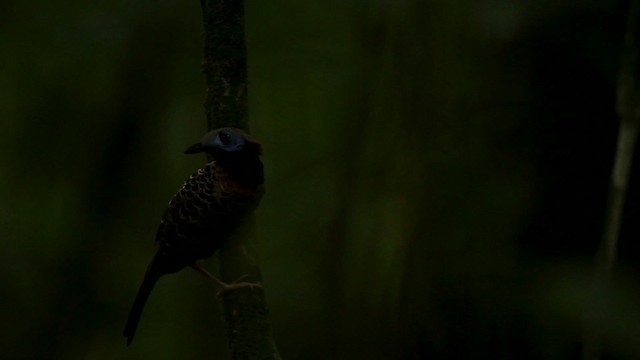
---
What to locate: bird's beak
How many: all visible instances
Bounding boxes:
[184,142,205,154]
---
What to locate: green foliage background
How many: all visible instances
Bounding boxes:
[1,0,639,359]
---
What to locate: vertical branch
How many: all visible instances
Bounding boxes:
[200,0,249,131]
[199,1,281,359]
[583,1,640,359]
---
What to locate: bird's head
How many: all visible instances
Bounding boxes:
[184,128,262,159]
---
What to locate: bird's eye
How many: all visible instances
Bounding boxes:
[219,131,232,145]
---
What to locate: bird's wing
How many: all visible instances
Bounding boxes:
[155,163,227,243]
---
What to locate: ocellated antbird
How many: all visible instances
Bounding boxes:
[123,127,265,346]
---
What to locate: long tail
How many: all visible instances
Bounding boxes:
[123,271,159,346]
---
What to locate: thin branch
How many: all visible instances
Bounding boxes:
[583,1,640,359]
[199,1,281,358]
[599,0,640,281]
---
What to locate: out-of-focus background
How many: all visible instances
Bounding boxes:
[2,0,639,359]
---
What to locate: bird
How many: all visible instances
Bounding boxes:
[123,127,265,346]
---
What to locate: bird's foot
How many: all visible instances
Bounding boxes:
[215,276,263,300]
[191,263,262,299]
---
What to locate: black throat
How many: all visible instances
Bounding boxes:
[215,154,264,188]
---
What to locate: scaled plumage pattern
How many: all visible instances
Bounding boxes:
[123,128,265,346]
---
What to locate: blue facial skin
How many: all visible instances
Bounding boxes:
[211,130,245,152]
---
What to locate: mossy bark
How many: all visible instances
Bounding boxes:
[201,0,249,132]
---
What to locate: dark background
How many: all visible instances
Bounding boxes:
[2,0,639,359]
